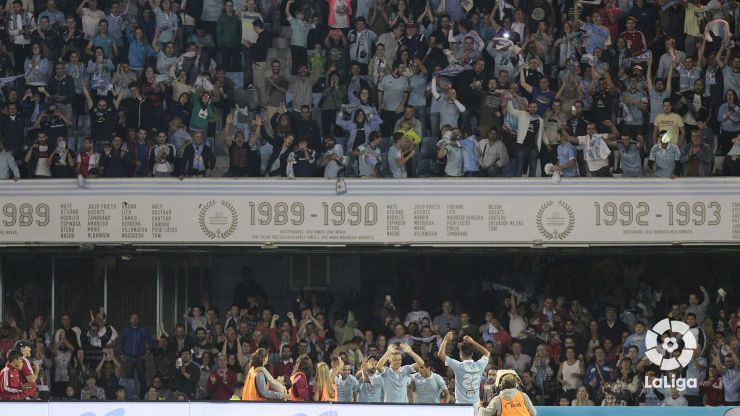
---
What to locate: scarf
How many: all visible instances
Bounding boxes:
[192,144,205,171]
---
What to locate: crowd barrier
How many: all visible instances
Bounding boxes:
[0,401,737,416]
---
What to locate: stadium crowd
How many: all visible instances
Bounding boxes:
[0,0,737,180]
[0,260,738,406]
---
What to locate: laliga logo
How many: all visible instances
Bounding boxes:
[644,318,698,391]
[645,318,697,370]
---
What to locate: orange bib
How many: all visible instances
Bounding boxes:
[500,391,530,416]
[241,368,267,401]
[319,382,338,402]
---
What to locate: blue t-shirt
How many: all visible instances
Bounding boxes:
[411,372,447,403]
[380,364,414,403]
[357,373,383,402]
[618,142,642,177]
[93,34,116,58]
[532,87,555,117]
[335,374,360,402]
[445,356,488,404]
[557,142,578,177]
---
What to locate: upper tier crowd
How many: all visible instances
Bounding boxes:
[0,0,738,180]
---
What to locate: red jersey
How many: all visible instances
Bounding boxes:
[20,357,37,397]
[598,6,620,40]
[620,31,646,54]
[206,368,237,400]
[1,365,27,401]
[76,151,101,177]
[700,377,724,406]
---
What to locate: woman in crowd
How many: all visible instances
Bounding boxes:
[25,43,50,89]
[335,108,382,154]
[530,344,557,404]
[289,355,314,401]
[718,89,740,155]
[556,346,583,401]
[313,359,341,402]
[320,71,346,137]
[242,348,289,400]
[87,47,114,98]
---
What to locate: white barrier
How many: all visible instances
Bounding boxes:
[190,402,475,416]
[50,401,189,416]
[0,402,49,416]
[0,402,474,416]
[0,402,736,416]
[2,178,740,246]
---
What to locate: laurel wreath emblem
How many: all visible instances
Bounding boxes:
[198,200,239,239]
[536,200,575,240]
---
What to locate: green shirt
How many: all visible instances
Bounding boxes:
[216,13,241,46]
[189,92,214,130]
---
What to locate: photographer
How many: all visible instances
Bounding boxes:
[437,129,464,177]
[32,104,72,141]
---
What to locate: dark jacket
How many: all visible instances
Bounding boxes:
[147,143,177,176]
[121,96,155,130]
[101,146,132,177]
[185,0,204,25]
[181,142,216,176]
[216,13,241,47]
[251,30,272,62]
[262,125,293,177]
[0,113,27,158]
[47,74,76,105]
[172,361,200,399]
[295,119,321,151]
[674,91,709,123]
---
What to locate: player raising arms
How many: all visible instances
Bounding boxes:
[376,343,424,403]
[438,331,490,404]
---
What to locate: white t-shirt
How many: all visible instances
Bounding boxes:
[331,0,350,28]
[662,395,688,406]
[323,144,344,178]
[81,8,106,39]
[577,134,611,172]
[34,144,51,177]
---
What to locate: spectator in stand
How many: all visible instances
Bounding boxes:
[118,313,155,398]
[0,350,31,401]
[101,134,131,178]
[289,355,314,401]
[180,131,216,177]
[173,349,201,399]
[681,131,713,176]
[649,134,682,178]
[0,140,21,180]
[216,1,241,72]
[80,374,105,400]
[76,137,101,178]
[207,353,236,400]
